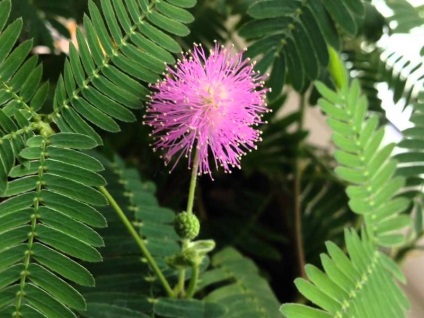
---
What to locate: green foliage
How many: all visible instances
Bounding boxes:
[0,0,422,317]
[281,230,409,318]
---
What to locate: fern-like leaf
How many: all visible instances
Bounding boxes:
[239,0,363,95]
[281,230,409,318]
[51,0,194,143]
[0,132,107,317]
[316,79,412,247]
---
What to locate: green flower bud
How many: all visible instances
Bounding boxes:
[174,212,200,240]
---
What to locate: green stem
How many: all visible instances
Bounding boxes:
[99,186,174,298]
[185,265,199,299]
[186,150,200,214]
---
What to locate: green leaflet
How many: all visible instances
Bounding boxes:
[37,225,102,262]
[0,0,10,30]
[41,190,106,228]
[147,11,190,36]
[25,284,76,318]
[32,243,95,287]
[28,264,86,310]
[38,206,104,247]
[42,172,105,205]
[156,1,194,23]
[45,147,104,171]
[0,40,32,81]
[168,0,196,8]
[0,226,30,252]
[0,19,22,63]
[44,159,106,187]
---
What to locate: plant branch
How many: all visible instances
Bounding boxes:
[99,186,174,298]
[294,93,306,279]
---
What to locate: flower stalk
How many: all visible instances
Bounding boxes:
[186,149,200,215]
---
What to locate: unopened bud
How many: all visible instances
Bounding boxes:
[174,212,200,240]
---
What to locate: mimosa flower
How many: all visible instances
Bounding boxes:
[144,42,269,177]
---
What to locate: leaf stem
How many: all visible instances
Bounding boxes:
[185,265,199,299]
[99,186,174,298]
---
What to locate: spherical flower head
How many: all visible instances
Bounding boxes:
[143,42,269,177]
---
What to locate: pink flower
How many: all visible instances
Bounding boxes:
[143,42,269,177]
